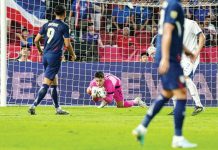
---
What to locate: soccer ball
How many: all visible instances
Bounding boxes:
[91,87,106,98]
[97,87,106,98]
[91,86,99,97]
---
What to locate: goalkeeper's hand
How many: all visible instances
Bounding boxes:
[91,87,106,99]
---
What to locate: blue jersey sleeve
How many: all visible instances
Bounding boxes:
[39,23,47,35]
[63,24,70,38]
[164,2,180,24]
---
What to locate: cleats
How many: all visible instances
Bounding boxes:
[97,100,108,108]
[56,109,69,115]
[134,97,147,108]
[28,108,36,115]
[192,106,204,116]
[172,136,197,148]
[132,124,147,145]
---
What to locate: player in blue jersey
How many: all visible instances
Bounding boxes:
[132,0,197,148]
[28,5,76,115]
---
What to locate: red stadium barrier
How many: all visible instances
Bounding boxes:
[200,47,218,63]
[7,45,41,62]
[7,45,218,63]
[100,46,218,63]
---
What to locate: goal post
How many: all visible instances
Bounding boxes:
[0,0,7,107]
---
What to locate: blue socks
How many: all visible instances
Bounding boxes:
[33,84,49,107]
[142,94,169,128]
[50,85,59,108]
[174,100,186,136]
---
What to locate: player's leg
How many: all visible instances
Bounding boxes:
[181,57,203,115]
[142,89,172,127]
[168,96,176,115]
[113,87,144,108]
[50,75,59,108]
[172,88,187,137]
[28,77,52,115]
[116,97,146,108]
[132,89,172,145]
[29,57,51,114]
[48,65,69,115]
[171,88,197,148]
[185,77,204,115]
[49,76,68,114]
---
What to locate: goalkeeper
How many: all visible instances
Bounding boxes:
[87,71,147,108]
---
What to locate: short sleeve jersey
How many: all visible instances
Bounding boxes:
[156,0,184,63]
[39,19,70,56]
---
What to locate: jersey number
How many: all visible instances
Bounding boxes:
[47,28,55,43]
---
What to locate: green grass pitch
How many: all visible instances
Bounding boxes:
[0,107,217,150]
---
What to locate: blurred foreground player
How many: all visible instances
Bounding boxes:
[132,0,197,148]
[28,5,76,115]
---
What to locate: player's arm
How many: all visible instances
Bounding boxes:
[191,33,205,62]
[34,33,43,55]
[158,23,174,75]
[86,86,92,95]
[103,92,113,103]
[16,33,28,45]
[183,45,193,56]
[102,82,114,103]
[64,38,76,61]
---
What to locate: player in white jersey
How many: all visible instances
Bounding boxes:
[169,18,206,116]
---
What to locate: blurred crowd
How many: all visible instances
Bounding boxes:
[7,0,218,62]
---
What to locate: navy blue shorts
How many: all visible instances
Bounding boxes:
[160,63,186,90]
[43,53,61,80]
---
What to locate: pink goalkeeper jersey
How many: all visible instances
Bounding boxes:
[89,73,121,92]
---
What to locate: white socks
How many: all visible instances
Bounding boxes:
[186,78,203,107]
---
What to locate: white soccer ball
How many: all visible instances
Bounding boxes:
[91,86,99,97]
[97,87,106,98]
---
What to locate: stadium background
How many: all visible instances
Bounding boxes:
[1,0,218,106]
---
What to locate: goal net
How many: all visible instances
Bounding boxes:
[1,0,218,106]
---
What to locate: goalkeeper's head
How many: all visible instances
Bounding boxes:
[94,71,105,87]
[54,5,66,18]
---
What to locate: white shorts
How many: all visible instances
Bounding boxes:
[180,55,199,77]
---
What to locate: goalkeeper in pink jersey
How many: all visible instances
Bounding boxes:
[87,71,147,108]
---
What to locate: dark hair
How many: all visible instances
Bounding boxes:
[141,52,149,57]
[95,71,104,78]
[22,28,28,33]
[54,5,66,16]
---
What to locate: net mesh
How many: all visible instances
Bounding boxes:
[2,0,218,106]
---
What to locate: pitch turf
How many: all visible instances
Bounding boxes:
[0,107,217,150]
